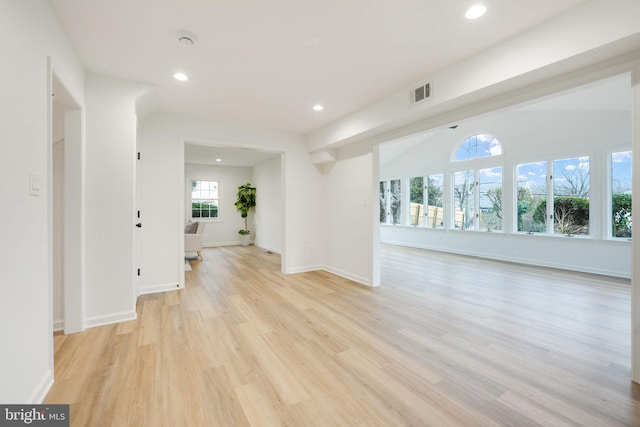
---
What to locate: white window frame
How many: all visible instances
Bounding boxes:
[427,174,445,229]
[380,179,402,225]
[513,154,592,237]
[608,148,633,240]
[188,179,223,223]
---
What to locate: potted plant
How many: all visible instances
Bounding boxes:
[235,183,256,246]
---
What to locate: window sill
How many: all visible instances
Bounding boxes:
[449,228,505,235]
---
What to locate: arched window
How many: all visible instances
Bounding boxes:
[454,134,502,161]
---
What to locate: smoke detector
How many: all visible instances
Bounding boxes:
[177,30,197,46]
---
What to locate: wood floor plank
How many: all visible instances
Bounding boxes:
[45,244,640,426]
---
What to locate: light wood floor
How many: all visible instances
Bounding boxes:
[46,244,640,426]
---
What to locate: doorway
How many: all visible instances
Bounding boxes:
[50,73,84,334]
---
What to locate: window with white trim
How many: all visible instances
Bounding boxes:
[427,174,444,228]
[408,174,445,228]
[515,156,590,236]
[611,150,632,238]
[452,134,503,231]
[380,179,402,225]
[191,180,219,219]
[516,162,547,233]
[454,134,502,161]
[453,168,503,231]
[553,157,590,236]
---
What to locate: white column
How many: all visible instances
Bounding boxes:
[371,144,381,287]
[632,64,640,383]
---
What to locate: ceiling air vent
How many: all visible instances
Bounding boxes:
[411,82,432,105]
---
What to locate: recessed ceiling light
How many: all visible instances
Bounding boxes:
[215,158,222,162]
[173,72,188,81]
[313,104,324,111]
[465,4,487,19]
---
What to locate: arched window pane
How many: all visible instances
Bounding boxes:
[454,134,502,161]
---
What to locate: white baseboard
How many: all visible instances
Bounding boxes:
[53,319,64,332]
[283,264,374,288]
[203,242,241,247]
[85,310,137,329]
[139,282,181,295]
[321,266,374,287]
[30,369,54,404]
[285,264,324,274]
[253,242,282,254]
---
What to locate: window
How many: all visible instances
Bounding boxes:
[191,180,219,219]
[390,179,402,225]
[516,162,547,233]
[379,181,388,223]
[479,167,502,231]
[611,150,632,238]
[553,157,589,236]
[454,134,502,161]
[380,179,402,225]
[409,177,424,226]
[453,170,475,230]
[408,174,445,228]
[516,157,591,236]
[453,168,502,231]
[427,174,444,228]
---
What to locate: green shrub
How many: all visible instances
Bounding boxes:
[534,196,589,234]
[192,203,218,218]
[612,193,632,237]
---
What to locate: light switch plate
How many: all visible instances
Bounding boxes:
[29,171,40,196]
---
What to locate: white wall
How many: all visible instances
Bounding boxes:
[185,163,252,247]
[84,72,150,326]
[323,144,376,285]
[380,106,632,278]
[139,111,324,289]
[253,156,283,253]
[0,0,84,403]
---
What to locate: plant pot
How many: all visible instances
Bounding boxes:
[239,233,250,246]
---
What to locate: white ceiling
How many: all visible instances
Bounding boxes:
[49,0,588,135]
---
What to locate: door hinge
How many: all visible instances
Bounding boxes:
[137,152,141,160]
[137,268,141,276]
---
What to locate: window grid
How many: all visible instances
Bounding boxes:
[191,180,219,219]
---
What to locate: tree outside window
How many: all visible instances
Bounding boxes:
[379,181,389,223]
[409,175,445,228]
[427,174,444,228]
[530,157,590,236]
[552,157,589,236]
[454,170,475,230]
[409,177,424,226]
[390,179,402,225]
[517,162,547,233]
[479,167,502,231]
